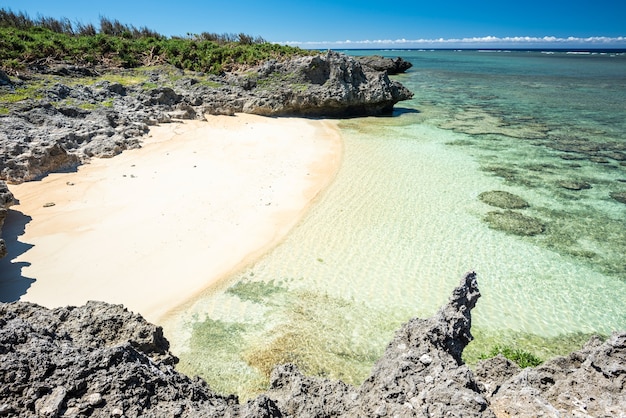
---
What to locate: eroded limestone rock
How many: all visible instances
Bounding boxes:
[1,273,623,417]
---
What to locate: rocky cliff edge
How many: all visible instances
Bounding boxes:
[1,272,624,417]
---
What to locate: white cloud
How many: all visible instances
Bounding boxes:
[281,36,626,49]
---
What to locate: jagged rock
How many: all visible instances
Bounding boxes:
[147,87,183,106]
[267,363,359,416]
[473,355,521,397]
[235,51,413,117]
[245,272,494,417]
[355,271,494,417]
[357,55,413,74]
[0,273,624,417]
[0,181,14,208]
[169,103,198,120]
[0,301,240,417]
[483,333,626,417]
[204,51,412,117]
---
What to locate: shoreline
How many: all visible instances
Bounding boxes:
[2,114,342,323]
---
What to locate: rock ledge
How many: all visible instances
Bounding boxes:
[1,272,623,417]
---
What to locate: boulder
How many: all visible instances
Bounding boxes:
[0,301,238,418]
[357,55,413,74]
[238,51,413,116]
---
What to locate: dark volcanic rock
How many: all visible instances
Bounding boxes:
[0,69,12,87]
[357,55,413,74]
[354,271,493,417]
[263,273,492,417]
[0,273,624,417]
[473,355,521,397]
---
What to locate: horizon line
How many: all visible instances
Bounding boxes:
[280,35,626,49]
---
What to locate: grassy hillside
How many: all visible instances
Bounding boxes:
[0,9,311,75]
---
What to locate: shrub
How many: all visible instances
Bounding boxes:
[0,8,310,74]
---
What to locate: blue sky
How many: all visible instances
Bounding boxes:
[4,0,626,48]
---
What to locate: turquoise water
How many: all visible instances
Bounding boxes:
[164,50,626,397]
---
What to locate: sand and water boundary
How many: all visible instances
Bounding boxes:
[3,114,341,322]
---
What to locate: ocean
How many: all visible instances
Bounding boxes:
[163,49,626,397]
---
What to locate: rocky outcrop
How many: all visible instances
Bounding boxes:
[477,333,626,417]
[2,272,622,417]
[266,272,494,417]
[0,51,412,184]
[0,181,15,258]
[356,55,413,75]
[0,52,413,256]
[234,51,413,116]
[0,301,239,417]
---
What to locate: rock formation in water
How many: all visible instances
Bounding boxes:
[356,55,413,75]
[1,272,623,417]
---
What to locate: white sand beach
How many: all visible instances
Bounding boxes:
[4,114,341,322]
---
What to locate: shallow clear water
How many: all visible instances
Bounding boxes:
[164,50,626,398]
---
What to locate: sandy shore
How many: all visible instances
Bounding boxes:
[1,114,341,322]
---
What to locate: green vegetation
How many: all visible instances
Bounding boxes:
[480,345,543,368]
[226,279,286,304]
[463,328,601,369]
[0,8,311,75]
[0,80,45,104]
[177,278,405,398]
